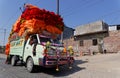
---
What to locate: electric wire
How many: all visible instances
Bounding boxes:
[62,0,103,17]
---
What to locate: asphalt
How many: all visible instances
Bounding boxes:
[1,53,120,78]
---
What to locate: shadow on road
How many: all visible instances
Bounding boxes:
[75,59,88,65]
[36,60,88,77]
[1,57,88,77]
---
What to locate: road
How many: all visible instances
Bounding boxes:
[0,54,82,78]
[0,53,120,78]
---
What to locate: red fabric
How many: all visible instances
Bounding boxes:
[5,43,10,55]
[8,4,64,44]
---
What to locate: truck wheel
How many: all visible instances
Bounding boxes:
[26,57,34,73]
[11,56,17,66]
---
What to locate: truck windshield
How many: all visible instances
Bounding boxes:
[52,39,60,44]
[39,35,63,46]
[39,37,51,43]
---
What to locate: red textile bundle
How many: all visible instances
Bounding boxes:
[11,4,64,39]
[6,4,64,55]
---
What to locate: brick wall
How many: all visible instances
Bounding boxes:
[104,30,120,53]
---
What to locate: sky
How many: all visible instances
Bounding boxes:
[0,0,120,45]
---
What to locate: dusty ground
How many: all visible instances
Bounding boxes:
[1,53,120,78]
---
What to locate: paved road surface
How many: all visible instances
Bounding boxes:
[1,53,120,78]
[0,54,82,78]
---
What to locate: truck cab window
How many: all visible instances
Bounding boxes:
[29,35,38,45]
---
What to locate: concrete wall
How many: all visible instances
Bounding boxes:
[74,21,108,36]
[77,34,105,53]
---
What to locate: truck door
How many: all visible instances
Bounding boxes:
[24,35,38,61]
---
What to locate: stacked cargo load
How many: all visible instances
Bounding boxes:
[5,4,64,55]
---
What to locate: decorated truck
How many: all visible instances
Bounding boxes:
[5,4,74,72]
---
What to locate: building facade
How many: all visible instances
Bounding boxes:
[74,21,108,54]
[63,21,120,55]
[58,26,74,44]
[63,26,75,39]
[103,25,120,53]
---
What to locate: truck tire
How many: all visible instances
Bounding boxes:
[26,57,34,73]
[11,56,17,66]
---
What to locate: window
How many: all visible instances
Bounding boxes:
[29,35,38,45]
[79,40,84,46]
[92,39,97,46]
[117,25,120,30]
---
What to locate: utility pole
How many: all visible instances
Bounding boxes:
[57,0,59,15]
[3,29,6,46]
[0,28,6,53]
[57,0,63,43]
[0,28,6,46]
[3,29,6,53]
